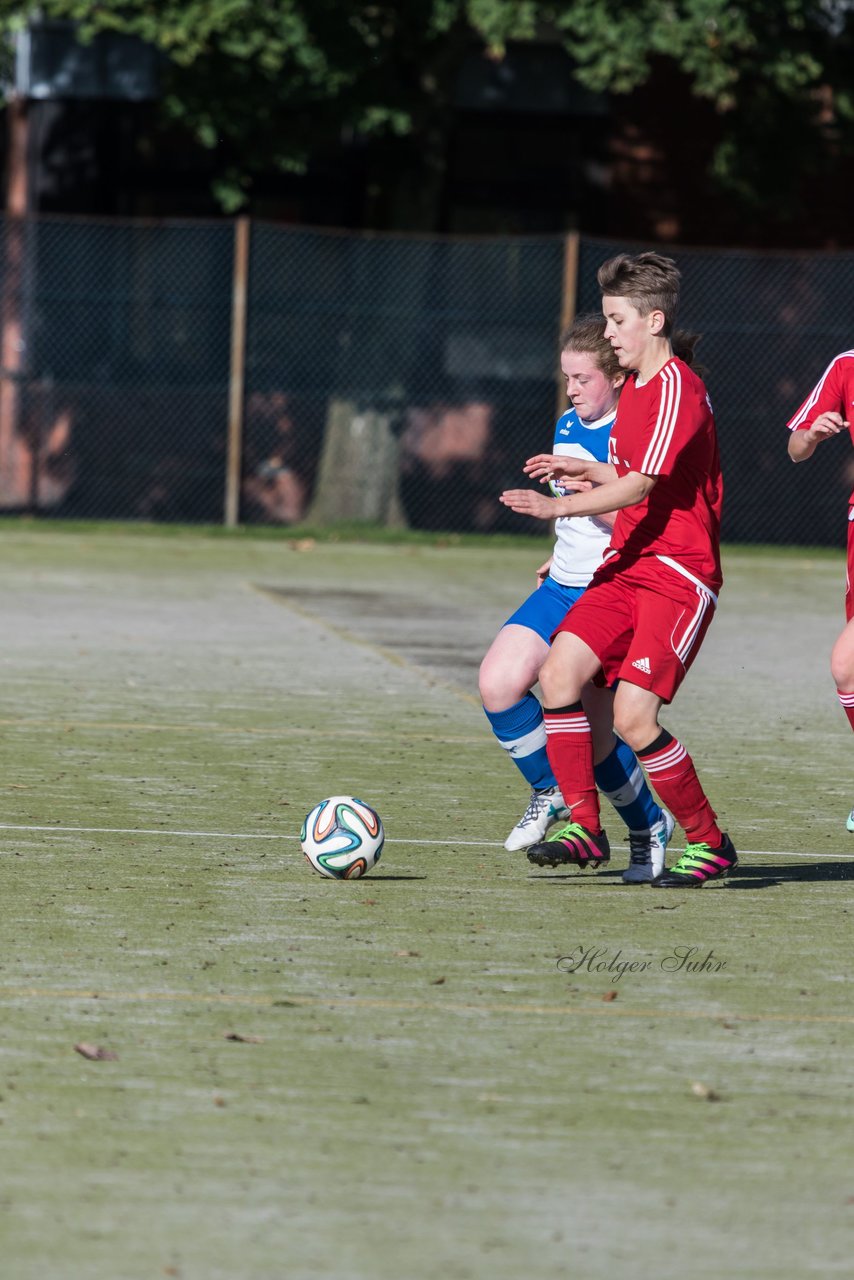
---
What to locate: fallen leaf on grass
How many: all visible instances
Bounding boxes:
[74,1042,118,1061]
[431,976,446,985]
[223,1032,264,1044]
[394,949,420,958]
[601,990,618,1002]
[691,1081,721,1101]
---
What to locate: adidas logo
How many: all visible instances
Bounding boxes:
[631,656,652,674]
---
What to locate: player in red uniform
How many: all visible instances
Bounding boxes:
[787,351,854,831]
[500,251,737,886]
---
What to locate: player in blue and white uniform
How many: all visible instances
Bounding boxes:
[479,314,673,882]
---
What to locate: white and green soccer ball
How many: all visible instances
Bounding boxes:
[300,795,384,879]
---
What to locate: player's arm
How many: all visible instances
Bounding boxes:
[787,357,849,461]
[500,477,592,522]
[788,411,848,462]
[501,470,656,520]
[536,556,552,586]
[523,452,618,487]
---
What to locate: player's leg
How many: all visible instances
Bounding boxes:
[479,577,583,850]
[611,580,736,887]
[830,616,854,716]
[613,683,736,888]
[479,622,551,777]
[526,631,611,869]
[479,623,569,849]
[583,682,674,883]
[830,576,854,829]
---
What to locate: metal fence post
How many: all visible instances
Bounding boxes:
[225,215,251,527]
[555,230,580,421]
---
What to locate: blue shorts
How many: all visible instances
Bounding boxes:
[503,575,586,644]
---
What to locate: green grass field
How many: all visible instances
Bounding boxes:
[0,525,851,1279]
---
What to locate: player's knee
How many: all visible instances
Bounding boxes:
[538,655,580,708]
[831,648,854,690]
[477,658,501,708]
[830,620,854,688]
[612,704,657,751]
[478,657,524,710]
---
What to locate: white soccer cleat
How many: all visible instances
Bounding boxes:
[622,808,676,883]
[847,808,854,834]
[504,786,571,852]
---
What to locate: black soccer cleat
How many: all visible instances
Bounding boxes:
[655,834,738,887]
[527,822,610,870]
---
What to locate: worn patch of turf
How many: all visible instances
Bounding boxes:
[0,528,851,1279]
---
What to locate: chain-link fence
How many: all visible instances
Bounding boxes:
[1,213,851,545]
[0,216,234,521]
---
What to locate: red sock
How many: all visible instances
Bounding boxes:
[543,703,601,833]
[837,690,854,732]
[637,730,721,846]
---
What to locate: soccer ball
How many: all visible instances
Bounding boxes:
[300,795,384,879]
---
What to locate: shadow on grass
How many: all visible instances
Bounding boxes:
[527,861,854,889]
[363,874,429,881]
[730,861,854,883]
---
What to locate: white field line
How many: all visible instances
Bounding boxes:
[0,821,852,859]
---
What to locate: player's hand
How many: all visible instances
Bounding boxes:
[536,556,552,586]
[806,411,848,443]
[523,453,588,484]
[499,488,555,519]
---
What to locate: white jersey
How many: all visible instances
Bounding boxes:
[549,406,615,588]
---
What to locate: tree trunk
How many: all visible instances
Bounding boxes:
[308,397,407,528]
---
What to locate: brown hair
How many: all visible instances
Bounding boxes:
[560,312,623,382]
[597,251,681,335]
[671,328,702,370]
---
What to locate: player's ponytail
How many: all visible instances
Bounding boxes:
[672,328,706,377]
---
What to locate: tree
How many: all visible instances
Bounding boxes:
[2,1,854,230]
[555,0,854,221]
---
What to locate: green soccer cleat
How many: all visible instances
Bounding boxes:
[655,834,738,887]
[527,821,610,870]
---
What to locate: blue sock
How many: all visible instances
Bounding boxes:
[594,737,662,832]
[484,693,556,791]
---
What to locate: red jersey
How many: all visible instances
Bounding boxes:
[787,350,854,502]
[602,356,724,594]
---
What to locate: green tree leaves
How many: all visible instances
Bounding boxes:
[3,1,852,226]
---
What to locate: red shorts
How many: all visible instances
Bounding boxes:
[846,508,854,622]
[554,556,717,704]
